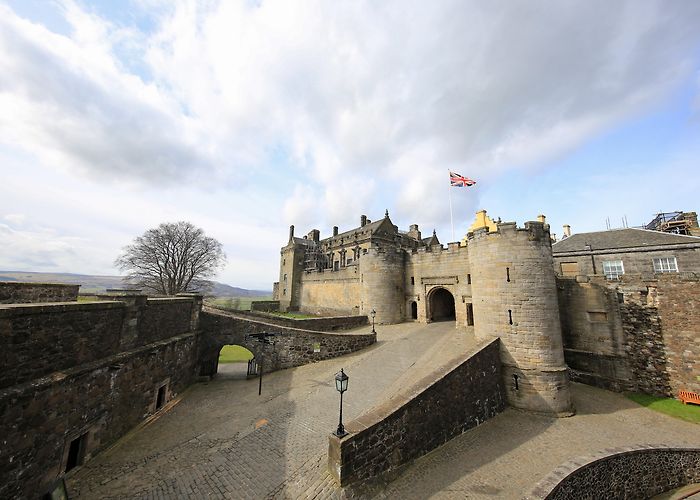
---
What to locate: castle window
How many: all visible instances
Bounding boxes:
[156,384,167,410]
[283,288,287,296]
[283,259,286,266]
[283,274,287,282]
[508,309,513,325]
[653,256,678,273]
[506,267,510,282]
[602,260,624,280]
[467,274,471,284]
[410,277,415,285]
[466,303,474,326]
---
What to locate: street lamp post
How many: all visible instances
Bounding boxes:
[334,368,349,437]
[370,309,376,334]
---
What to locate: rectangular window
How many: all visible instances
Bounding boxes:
[156,385,167,410]
[410,277,415,285]
[283,288,287,296]
[653,256,678,273]
[283,273,287,282]
[65,433,88,472]
[602,260,624,280]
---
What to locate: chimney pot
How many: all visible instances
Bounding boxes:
[360,215,367,227]
[563,224,571,238]
[333,226,338,237]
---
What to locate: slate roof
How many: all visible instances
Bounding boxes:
[552,228,700,253]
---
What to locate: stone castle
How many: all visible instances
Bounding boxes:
[276,209,700,416]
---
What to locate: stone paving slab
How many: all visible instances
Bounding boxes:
[66,321,700,499]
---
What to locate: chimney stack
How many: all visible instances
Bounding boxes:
[333,226,338,237]
[563,224,571,238]
[537,214,546,224]
[360,215,367,227]
[288,225,295,242]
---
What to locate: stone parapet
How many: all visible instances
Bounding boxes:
[328,339,505,486]
[0,282,80,303]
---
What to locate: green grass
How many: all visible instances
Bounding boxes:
[268,311,316,319]
[77,295,99,302]
[626,392,700,424]
[218,345,254,363]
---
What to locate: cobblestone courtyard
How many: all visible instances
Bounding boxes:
[67,322,700,499]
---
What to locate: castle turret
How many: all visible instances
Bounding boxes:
[279,239,305,312]
[467,219,573,416]
[359,247,405,324]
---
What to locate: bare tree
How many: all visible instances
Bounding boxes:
[115,221,226,295]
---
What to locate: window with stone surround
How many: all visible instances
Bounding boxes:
[653,256,678,273]
[602,260,624,280]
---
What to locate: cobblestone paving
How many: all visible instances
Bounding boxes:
[67,322,700,500]
[68,322,465,499]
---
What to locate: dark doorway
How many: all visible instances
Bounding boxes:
[65,433,87,472]
[466,303,474,326]
[411,301,418,319]
[156,385,166,410]
[430,288,456,322]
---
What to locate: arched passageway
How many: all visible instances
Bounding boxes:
[429,288,455,322]
[217,344,255,379]
[411,301,418,320]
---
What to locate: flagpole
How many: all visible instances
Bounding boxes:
[448,172,455,242]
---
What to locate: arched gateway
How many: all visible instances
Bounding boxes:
[428,287,456,322]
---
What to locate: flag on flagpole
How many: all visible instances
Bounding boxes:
[449,171,476,187]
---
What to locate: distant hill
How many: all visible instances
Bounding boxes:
[0,271,270,297]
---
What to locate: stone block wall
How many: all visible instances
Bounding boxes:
[250,300,280,312]
[557,274,699,396]
[467,222,572,415]
[298,266,362,316]
[0,302,124,389]
[0,282,80,303]
[527,445,700,500]
[328,339,505,486]
[404,244,471,325]
[198,308,376,377]
[360,247,405,324]
[0,294,203,499]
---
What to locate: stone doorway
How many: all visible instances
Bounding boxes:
[217,344,255,379]
[428,287,456,322]
[411,301,418,320]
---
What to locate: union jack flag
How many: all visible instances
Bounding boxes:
[449,171,476,187]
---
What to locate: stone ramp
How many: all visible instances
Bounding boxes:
[366,323,478,413]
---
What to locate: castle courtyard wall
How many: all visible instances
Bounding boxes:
[0,291,202,499]
[558,274,700,396]
[298,266,362,316]
[0,282,80,303]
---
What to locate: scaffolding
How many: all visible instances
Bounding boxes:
[644,211,699,236]
[303,243,327,272]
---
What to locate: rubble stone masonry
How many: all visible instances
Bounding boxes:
[0,282,80,303]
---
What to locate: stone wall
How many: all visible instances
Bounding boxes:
[205,306,368,331]
[198,308,376,377]
[0,282,80,303]
[0,302,124,389]
[467,222,572,415]
[553,244,700,276]
[404,243,472,325]
[360,247,405,324]
[557,274,699,396]
[250,300,280,312]
[0,293,203,499]
[298,266,362,316]
[527,445,700,500]
[328,339,505,486]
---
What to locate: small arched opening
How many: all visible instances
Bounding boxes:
[217,344,255,379]
[411,301,418,320]
[429,287,456,322]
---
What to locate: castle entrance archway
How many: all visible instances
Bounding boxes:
[216,344,255,379]
[411,301,418,319]
[428,287,455,322]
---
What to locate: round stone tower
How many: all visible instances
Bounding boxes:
[467,220,573,416]
[359,247,405,324]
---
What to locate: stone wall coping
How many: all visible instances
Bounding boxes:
[0,300,124,316]
[0,331,197,400]
[525,443,700,500]
[146,297,196,303]
[338,338,498,436]
[203,307,374,338]
[0,282,80,288]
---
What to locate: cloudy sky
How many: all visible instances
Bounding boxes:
[1,0,699,290]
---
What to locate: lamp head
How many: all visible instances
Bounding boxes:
[335,368,349,393]
[370,309,376,319]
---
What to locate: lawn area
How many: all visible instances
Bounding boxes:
[626,392,700,424]
[218,345,254,363]
[268,311,316,319]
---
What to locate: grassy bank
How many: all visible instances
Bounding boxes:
[626,393,700,424]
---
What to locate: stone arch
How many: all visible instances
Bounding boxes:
[428,287,456,322]
[216,344,255,379]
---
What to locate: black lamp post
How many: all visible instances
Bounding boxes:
[370,309,376,334]
[334,368,349,437]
